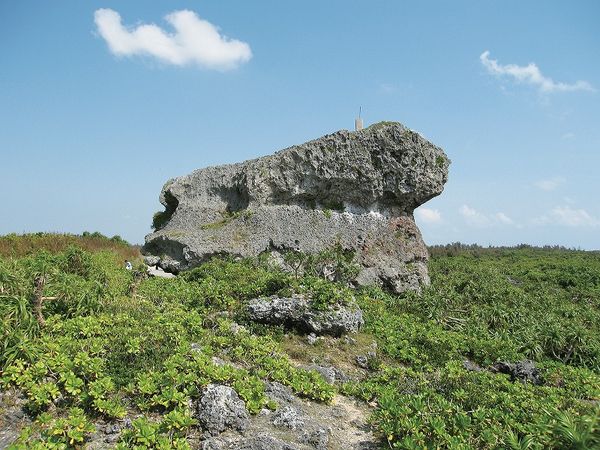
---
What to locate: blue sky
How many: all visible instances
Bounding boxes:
[1,1,599,248]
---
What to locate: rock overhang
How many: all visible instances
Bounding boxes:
[143,121,449,293]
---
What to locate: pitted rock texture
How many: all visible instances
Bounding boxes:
[196,384,250,436]
[0,389,30,450]
[199,382,380,450]
[491,360,542,385]
[143,122,449,293]
[247,295,363,336]
[202,434,299,450]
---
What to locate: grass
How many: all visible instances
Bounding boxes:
[0,232,140,260]
[281,331,379,379]
[345,246,600,448]
[0,234,599,449]
[200,210,253,230]
[152,211,171,231]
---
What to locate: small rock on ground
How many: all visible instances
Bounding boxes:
[196,384,250,436]
[247,295,363,337]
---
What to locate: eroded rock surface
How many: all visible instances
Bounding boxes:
[199,381,380,450]
[247,295,363,336]
[0,390,30,450]
[491,360,542,385]
[144,122,449,293]
[196,384,250,436]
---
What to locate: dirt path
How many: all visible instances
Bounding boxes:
[303,393,380,450]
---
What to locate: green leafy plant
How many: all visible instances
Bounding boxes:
[2,237,599,449]
[10,408,95,449]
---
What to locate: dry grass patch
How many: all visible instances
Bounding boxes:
[0,232,140,260]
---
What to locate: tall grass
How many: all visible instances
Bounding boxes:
[0,232,140,260]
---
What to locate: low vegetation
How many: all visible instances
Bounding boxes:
[346,247,600,448]
[0,235,598,448]
[0,232,139,260]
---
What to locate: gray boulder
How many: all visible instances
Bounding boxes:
[491,360,542,385]
[272,406,305,430]
[305,365,337,384]
[247,295,363,336]
[300,427,329,450]
[356,351,378,370]
[264,381,296,405]
[196,384,250,436]
[202,434,300,450]
[303,364,349,384]
[201,380,379,450]
[143,122,449,293]
[0,390,29,450]
[146,264,176,279]
[143,255,160,266]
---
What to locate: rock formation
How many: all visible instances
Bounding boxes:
[247,295,364,336]
[197,384,250,436]
[200,381,379,450]
[143,121,449,293]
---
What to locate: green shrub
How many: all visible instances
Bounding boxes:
[343,362,600,449]
[152,211,171,231]
[2,241,599,448]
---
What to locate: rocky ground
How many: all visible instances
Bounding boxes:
[0,307,383,450]
[196,382,378,450]
[188,327,383,449]
[3,239,598,449]
[0,390,29,449]
[1,356,381,450]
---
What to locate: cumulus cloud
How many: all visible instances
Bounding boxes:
[495,212,514,225]
[415,207,442,224]
[534,177,565,191]
[94,8,252,70]
[459,205,491,227]
[535,206,599,227]
[459,205,515,227]
[480,51,594,93]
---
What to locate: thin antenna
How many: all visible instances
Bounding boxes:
[355,106,364,131]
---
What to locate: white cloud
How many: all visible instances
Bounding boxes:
[415,207,442,224]
[561,132,575,140]
[495,212,514,225]
[480,50,594,93]
[459,205,515,227]
[459,205,491,227]
[94,9,252,70]
[534,177,565,191]
[551,206,599,227]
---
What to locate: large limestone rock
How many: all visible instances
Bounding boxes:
[143,122,449,293]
